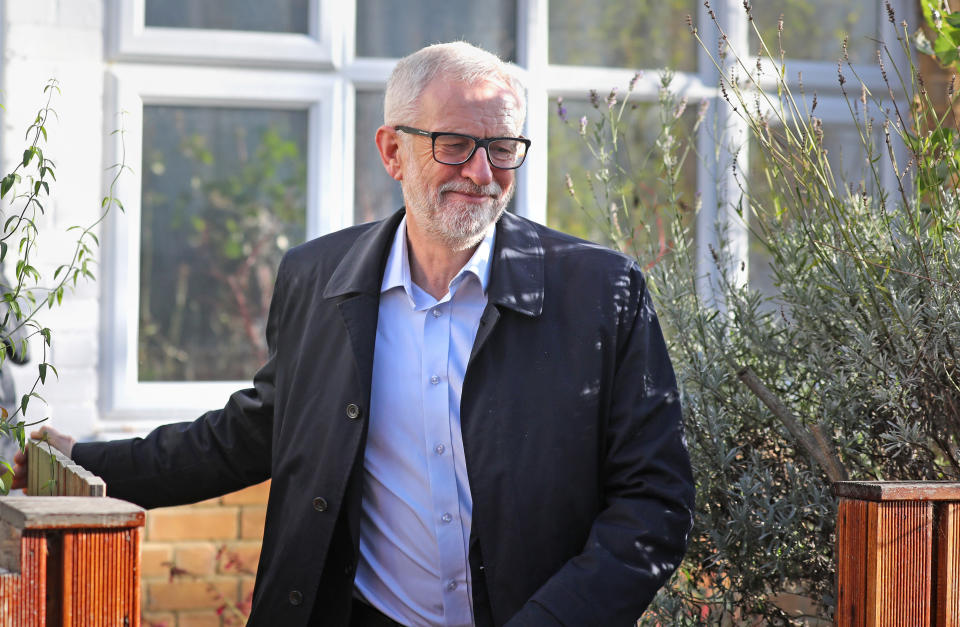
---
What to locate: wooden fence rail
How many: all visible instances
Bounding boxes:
[835,481,960,626]
[26,440,105,497]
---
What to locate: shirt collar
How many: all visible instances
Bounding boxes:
[380,216,496,305]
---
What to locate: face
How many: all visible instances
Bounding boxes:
[389,76,523,250]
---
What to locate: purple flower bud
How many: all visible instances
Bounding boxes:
[606,88,618,110]
[556,96,567,122]
[579,116,588,136]
[589,90,600,109]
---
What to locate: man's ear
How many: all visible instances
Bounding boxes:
[375,125,404,181]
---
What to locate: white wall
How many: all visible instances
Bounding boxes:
[1,0,106,440]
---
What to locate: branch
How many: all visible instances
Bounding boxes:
[737,366,850,483]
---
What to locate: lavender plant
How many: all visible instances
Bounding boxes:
[562,3,960,624]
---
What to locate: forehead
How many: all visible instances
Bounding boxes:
[416,76,523,136]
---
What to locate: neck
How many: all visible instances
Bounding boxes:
[405,220,484,300]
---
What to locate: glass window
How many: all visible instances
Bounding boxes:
[547,97,698,254]
[549,0,698,70]
[356,0,517,60]
[144,0,310,34]
[751,0,879,64]
[139,106,308,382]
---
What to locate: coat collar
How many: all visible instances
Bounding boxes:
[323,209,544,317]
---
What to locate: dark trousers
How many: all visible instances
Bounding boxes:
[350,598,406,627]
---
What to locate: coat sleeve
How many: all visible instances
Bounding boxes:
[505,269,695,627]
[70,257,289,509]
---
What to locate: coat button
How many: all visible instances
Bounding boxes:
[312,497,328,512]
[345,403,361,420]
[289,589,303,606]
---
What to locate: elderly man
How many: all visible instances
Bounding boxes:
[16,42,694,626]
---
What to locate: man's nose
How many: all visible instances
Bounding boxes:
[460,146,495,186]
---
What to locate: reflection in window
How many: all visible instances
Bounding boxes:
[356,0,516,60]
[549,0,697,70]
[752,0,878,64]
[140,106,307,381]
[547,97,698,257]
[145,0,309,34]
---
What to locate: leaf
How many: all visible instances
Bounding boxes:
[0,174,15,198]
[1,407,6,420]
[0,242,6,263]
[38,363,46,384]
[40,327,50,345]
[22,148,34,167]
[20,394,28,416]
[934,33,960,65]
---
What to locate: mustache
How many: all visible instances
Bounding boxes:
[437,180,503,197]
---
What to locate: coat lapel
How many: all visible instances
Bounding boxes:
[468,211,545,364]
[322,210,405,403]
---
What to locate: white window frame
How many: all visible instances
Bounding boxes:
[100,64,349,426]
[107,0,342,69]
[98,0,910,434]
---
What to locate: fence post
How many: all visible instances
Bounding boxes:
[834,481,960,626]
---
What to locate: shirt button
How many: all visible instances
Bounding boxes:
[431,308,442,318]
[434,443,445,455]
[441,512,453,523]
[289,590,303,606]
[446,579,458,591]
[312,497,328,512]
[345,403,361,420]
[430,375,440,385]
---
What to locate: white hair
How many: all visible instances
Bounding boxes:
[384,41,527,133]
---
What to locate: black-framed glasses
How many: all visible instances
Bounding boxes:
[394,126,531,170]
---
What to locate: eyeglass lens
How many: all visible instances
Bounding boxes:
[433,134,527,168]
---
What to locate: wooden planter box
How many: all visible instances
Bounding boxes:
[834,481,960,626]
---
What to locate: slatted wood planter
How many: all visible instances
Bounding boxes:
[0,443,144,626]
[834,481,960,626]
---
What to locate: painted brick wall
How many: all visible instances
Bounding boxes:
[140,480,269,627]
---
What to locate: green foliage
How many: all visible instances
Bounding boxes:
[0,80,126,492]
[563,3,960,624]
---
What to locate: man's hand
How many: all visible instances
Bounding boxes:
[10,426,77,492]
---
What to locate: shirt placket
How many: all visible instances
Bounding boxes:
[421,297,472,625]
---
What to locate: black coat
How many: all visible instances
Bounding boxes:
[74,209,695,626]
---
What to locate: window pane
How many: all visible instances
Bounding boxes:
[140,106,308,381]
[549,0,697,71]
[751,0,878,63]
[356,0,516,61]
[547,98,698,251]
[145,0,309,34]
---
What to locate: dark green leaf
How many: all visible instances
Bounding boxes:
[0,174,15,198]
[38,363,46,384]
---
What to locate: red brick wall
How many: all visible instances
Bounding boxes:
[140,481,269,627]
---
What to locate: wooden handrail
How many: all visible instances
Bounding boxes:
[26,440,105,497]
[834,480,960,626]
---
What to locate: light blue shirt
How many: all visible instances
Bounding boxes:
[355,216,494,627]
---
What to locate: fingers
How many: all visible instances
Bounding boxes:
[32,426,76,457]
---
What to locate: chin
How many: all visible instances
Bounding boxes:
[429,202,505,251]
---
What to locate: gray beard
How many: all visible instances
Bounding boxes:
[405,179,514,251]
